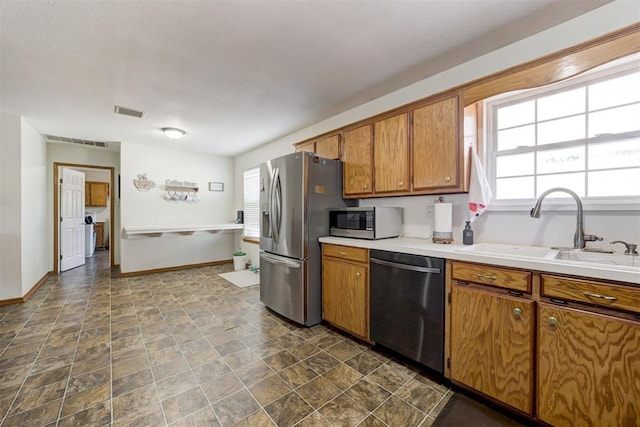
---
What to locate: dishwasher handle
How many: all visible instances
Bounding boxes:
[370,257,441,274]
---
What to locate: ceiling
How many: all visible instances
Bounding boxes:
[0,0,611,157]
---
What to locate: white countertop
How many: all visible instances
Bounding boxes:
[319,236,640,286]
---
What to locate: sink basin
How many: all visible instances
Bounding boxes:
[554,250,639,268]
[455,243,558,259]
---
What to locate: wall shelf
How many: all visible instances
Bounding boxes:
[123,224,243,238]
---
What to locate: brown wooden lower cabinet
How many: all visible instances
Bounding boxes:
[321,244,369,341]
[537,303,640,427]
[450,283,534,415]
[94,222,105,249]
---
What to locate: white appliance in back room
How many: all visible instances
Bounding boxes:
[85,212,96,257]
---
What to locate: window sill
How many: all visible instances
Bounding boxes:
[488,198,640,212]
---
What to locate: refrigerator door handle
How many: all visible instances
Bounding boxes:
[268,167,278,241]
[270,167,281,242]
[261,252,302,269]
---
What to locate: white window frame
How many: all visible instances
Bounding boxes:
[484,56,640,212]
[243,167,260,240]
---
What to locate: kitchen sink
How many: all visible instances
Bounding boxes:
[455,243,559,259]
[554,250,639,268]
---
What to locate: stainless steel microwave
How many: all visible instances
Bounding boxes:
[329,207,403,240]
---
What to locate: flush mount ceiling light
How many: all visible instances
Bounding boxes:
[162,127,185,140]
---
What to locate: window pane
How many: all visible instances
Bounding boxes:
[537,115,585,145]
[538,87,585,121]
[243,168,261,239]
[497,100,534,129]
[496,153,534,177]
[589,138,640,170]
[589,71,640,110]
[496,177,534,199]
[588,103,640,136]
[497,125,535,151]
[537,146,585,174]
[537,173,585,197]
[589,168,640,197]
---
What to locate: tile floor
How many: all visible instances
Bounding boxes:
[0,250,454,426]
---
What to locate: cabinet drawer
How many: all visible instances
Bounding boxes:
[452,261,531,293]
[323,244,368,263]
[542,275,640,315]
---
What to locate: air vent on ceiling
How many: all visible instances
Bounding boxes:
[114,105,144,118]
[44,134,113,149]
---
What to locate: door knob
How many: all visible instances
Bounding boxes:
[444,176,451,183]
[356,272,361,277]
[548,317,558,326]
[513,308,522,317]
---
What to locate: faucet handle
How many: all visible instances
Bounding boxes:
[610,240,639,255]
[584,234,603,242]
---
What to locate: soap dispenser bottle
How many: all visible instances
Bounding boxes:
[463,221,474,245]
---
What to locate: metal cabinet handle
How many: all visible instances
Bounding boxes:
[444,176,451,183]
[513,308,522,317]
[399,181,404,187]
[356,272,361,277]
[363,184,368,189]
[548,317,557,326]
[583,292,617,302]
[476,274,497,281]
[338,252,347,256]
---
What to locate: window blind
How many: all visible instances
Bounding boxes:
[243,168,260,239]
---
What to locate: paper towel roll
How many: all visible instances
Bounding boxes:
[434,203,453,233]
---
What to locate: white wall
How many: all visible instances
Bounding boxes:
[0,112,23,299]
[47,143,121,265]
[20,118,49,295]
[234,1,640,262]
[120,142,237,274]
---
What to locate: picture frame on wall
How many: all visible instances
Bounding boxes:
[209,182,224,191]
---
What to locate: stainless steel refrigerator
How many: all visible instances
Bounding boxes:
[260,152,352,326]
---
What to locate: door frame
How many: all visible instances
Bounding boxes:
[53,162,116,272]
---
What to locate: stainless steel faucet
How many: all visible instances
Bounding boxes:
[530,187,601,250]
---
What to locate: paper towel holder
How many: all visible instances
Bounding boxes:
[433,197,454,244]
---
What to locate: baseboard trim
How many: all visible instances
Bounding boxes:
[119,259,232,277]
[0,271,52,306]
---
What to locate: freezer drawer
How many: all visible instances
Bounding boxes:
[260,252,308,325]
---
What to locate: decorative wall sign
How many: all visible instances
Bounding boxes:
[209,182,224,191]
[165,179,200,203]
[133,173,156,191]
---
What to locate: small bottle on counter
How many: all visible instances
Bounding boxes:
[463,221,474,245]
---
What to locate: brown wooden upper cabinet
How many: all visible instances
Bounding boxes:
[294,140,315,153]
[85,182,109,207]
[412,95,462,191]
[343,125,373,196]
[315,135,341,160]
[374,113,409,193]
[294,134,341,160]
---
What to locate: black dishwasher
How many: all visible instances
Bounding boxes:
[370,249,445,373]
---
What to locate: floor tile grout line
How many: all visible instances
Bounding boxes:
[52,275,99,426]
[2,273,82,425]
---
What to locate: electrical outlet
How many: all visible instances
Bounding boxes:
[426,206,434,218]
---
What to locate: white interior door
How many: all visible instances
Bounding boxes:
[60,167,85,271]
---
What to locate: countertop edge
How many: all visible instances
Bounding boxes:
[319,236,640,286]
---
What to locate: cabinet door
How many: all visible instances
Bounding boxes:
[450,285,533,414]
[295,140,315,153]
[315,135,340,160]
[537,303,640,427]
[412,96,460,190]
[84,182,91,206]
[343,125,373,196]
[322,258,368,339]
[90,183,108,207]
[374,113,409,193]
